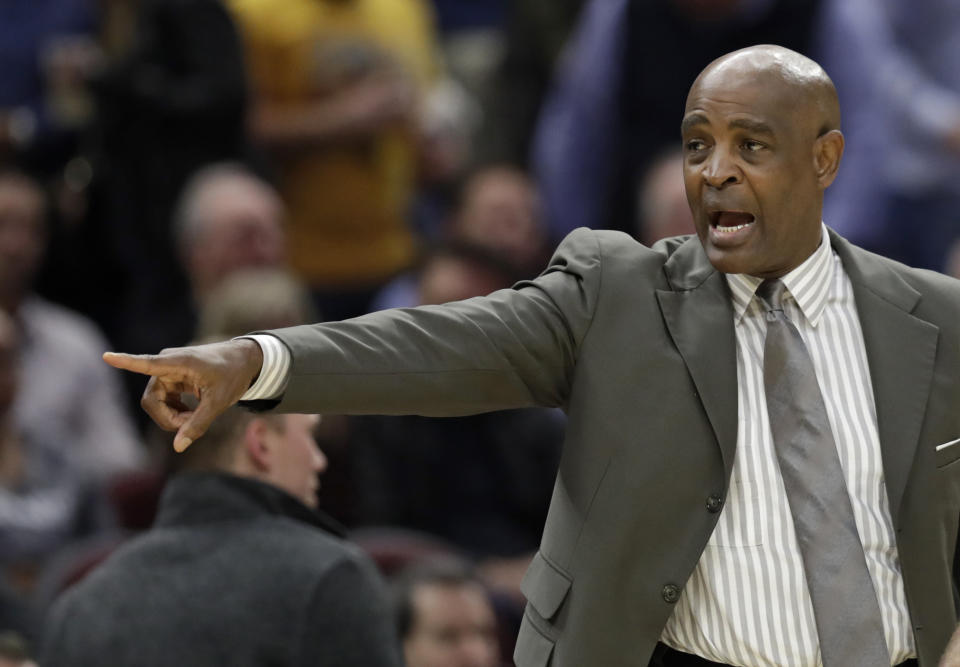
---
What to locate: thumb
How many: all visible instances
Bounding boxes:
[172,395,223,452]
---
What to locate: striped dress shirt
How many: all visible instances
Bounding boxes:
[660,225,915,666]
[240,225,916,666]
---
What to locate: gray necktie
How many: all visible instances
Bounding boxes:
[758,279,890,667]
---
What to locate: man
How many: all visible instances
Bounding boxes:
[104,46,960,667]
[39,408,402,667]
[0,168,142,479]
[393,562,501,667]
[174,163,287,306]
[226,0,441,320]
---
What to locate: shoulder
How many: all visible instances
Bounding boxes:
[552,227,687,271]
[839,239,960,326]
[20,296,111,358]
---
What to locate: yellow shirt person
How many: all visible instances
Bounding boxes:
[228,0,440,294]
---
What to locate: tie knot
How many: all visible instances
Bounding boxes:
[756,279,786,313]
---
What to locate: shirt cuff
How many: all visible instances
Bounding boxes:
[235,334,291,401]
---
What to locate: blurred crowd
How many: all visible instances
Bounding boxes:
[0,0,958,664]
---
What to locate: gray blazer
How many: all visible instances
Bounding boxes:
[268,228,960,667]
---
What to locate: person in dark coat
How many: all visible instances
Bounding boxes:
[39,408,402,667]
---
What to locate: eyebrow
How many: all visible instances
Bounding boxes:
[680,114,709,135]
[680,114,776,137]
[728,118,775,136]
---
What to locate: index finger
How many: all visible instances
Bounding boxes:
[103,351,176,377]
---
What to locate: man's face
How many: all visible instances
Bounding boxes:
[0,177,45,306]
[191,182,285,298]
[403,582,499,667]
[455,170,544,271]
[264,414,326,508]
[681,69,824,278]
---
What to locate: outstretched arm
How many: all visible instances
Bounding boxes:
[106,228,604,451]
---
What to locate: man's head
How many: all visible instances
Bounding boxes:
[636,149,696,246]
[451,167,546,274]
[394,561,499,667]
[417,243,517,307]
[0,169,46,312]
[175,163,286,301]
[681,45,844,278]
[195,268,316,341]
[178,408,326,509]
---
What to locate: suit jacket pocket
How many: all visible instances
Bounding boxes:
[936,438,960,469]
[515,551,572,667]
[521,550,572,622]
[515,613,557,667]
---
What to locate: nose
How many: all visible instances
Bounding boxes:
[702,145,741,189]
[312,445,328,474]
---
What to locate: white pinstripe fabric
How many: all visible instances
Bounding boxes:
[237,334,291,400]
[660,225,915,666]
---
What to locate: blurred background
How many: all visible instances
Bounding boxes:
[1,0,958,664]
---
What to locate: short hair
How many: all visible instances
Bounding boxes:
[172,162,276,257]
[173,406,285,473]
[391,559,486,641]
[195,268,316,341]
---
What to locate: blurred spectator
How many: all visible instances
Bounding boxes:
[0,167,142,481]
[0,631,36,667]
[41,408,402,667]
[174,163,287,307]
[534,0,821,241]
[426,1,505,162]
[227,0,442,321]
[374,166,549,311]
[416,244,520,308]
[635,149,695,246]
[393,561,500,667]
[0,0,99,177]
[449,167,549,276]
[474,0,586,167]
[89,0,250,354]
[0,308,111,599]
[335,244,563,613]
[195,268,316,342]
[818,0,960,272]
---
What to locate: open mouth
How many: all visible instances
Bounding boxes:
[709,211,756,232]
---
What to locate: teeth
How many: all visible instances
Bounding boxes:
[715,222,753,233]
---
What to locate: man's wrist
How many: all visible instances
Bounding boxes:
[235,334,291,401]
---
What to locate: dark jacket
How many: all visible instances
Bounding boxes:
[40,472,402,667]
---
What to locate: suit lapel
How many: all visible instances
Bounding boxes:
[830,230,939,524]
[656,238,739,482]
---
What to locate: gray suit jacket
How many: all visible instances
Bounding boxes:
[266,228,960,667]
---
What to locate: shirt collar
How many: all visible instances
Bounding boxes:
[726,223,833,327]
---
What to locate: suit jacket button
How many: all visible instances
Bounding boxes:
[706,494,723,513]
[662,584,680,603]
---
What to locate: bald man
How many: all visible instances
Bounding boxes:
[104,46,959,667]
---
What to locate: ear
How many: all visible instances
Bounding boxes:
[243,418,273,473]
[813,129,844,189]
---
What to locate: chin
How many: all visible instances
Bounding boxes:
[705,246,753,275]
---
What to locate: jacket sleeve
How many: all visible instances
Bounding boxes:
[268,227,604,416]
[296,554,402,667]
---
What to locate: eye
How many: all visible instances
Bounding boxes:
[685,139,707,153]
[743,139,765,152]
